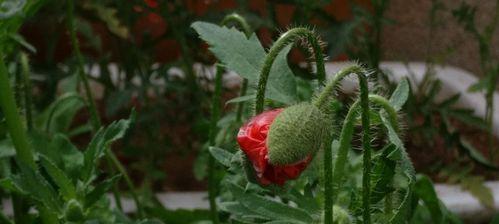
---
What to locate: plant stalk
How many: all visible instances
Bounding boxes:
[207,65,224,224]
[67,0,142,217]
[255,27,326,114]
[314,65,371,223]
[0,56,36,169]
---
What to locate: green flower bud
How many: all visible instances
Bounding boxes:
[267,103,327,165]
[64,199,85,222]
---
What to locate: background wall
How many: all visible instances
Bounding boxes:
[383,0,499,77]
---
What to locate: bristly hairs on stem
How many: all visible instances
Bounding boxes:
[255,27,327,114]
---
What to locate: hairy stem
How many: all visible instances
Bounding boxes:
[19,53,33,131]
[221,13,252,36]
[255,28,326,114]
[314,66,371,223]
[0,56,36,169]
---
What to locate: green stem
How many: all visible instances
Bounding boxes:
[322,131,334,224]
[107,148,143,217]
[255,27,326,114]
[19,53,33,131]
[221,13,252,36]
[67,0,101,131]
[0,56,36,169]
[207,65,224,224]
[67,0,142,217]
[314,66,371,224]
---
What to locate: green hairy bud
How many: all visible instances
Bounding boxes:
[64,199,85,221]
[267,103,327,165]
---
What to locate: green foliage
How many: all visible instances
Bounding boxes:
[191,22,297,104]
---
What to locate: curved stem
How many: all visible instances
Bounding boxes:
[314,65,365,111]
[316,66,371,224]
[45,93,87,132]
[221,13,252,37]
[255,27,326,114]
[207,65,223,224]
[0,55,36,169]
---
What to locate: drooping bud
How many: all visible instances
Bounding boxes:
[267,103,327,165]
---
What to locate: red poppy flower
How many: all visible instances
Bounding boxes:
[237,109,312,186]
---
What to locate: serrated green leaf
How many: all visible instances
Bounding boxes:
[37,92,86,134]
[458,138,497,169]
[191,22,297,104]
[39,155,76,200]
[209,146,234,167]
[13,162,62,212]
[389,78,409,111]
[228,182,313,223]
[414,175,444,224]
[83,116,134,182]
[370,144,396,204]
[85,174,121,207]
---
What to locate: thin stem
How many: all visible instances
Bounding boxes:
[323,132,334,224]
[67,0,142,217]
[207,65,224,224]
[0,56,36,169]
[106,148,143,217]
[19,53,33,131]
[67,0,101,131]
[255,27,326,114]
[314,65,365,111]
[221,13,252,36]
[315,66,371,223]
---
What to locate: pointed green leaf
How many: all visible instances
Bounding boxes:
[40,155,76,200]
[228,182,313,223]
[208,146,234,167]
[191,22,297,104]
[84,174,121,207]
[389,78,409,111]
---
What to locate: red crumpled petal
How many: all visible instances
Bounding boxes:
[237,108,311,186]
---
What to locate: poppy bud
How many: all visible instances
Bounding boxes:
[64,199,85,221]
[267,103,326,165]
[237,103,327,186]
